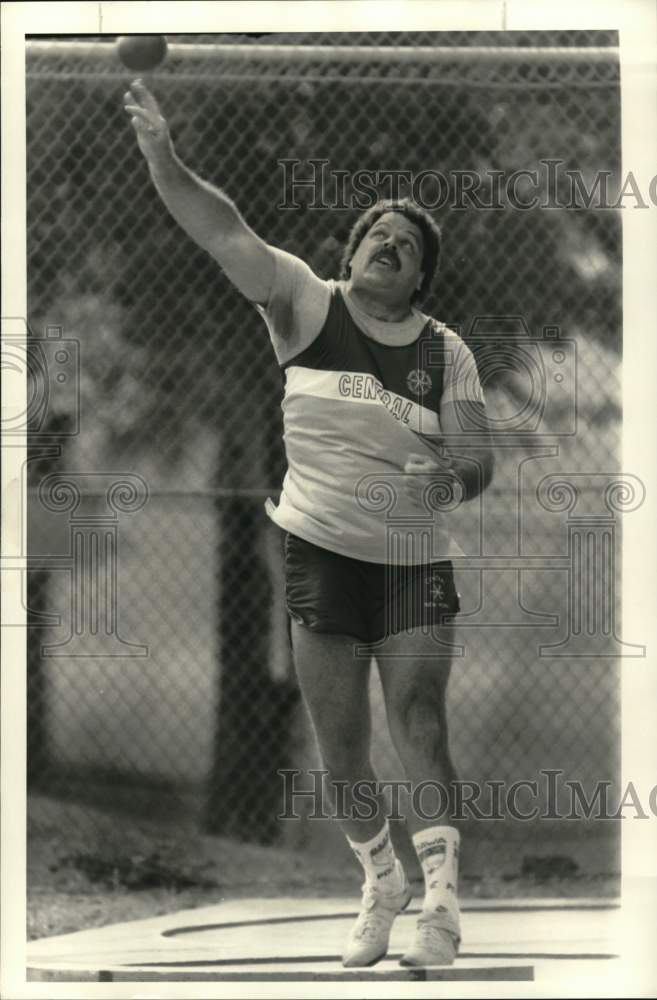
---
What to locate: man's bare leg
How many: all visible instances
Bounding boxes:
[377,625,461,966]
[377,624,458,826]
[290,622,380,839]
[290,621,411,966]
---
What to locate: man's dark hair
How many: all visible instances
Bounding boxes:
[339,199,442,304]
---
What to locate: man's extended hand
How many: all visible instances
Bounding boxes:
[123,79,173,165]
[402,450,453,507]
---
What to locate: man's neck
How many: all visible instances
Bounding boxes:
[345,281,413,323]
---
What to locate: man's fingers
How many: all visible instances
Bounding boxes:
[405,453,452,476]
[130,78,161,115]
[123,88,144,111]
[123,88,155,115]
[404,459,433,475]
[123,104,152,121]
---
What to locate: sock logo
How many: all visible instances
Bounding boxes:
[370,832,390,861]
[417,837,447,866]
[368,832,395,870]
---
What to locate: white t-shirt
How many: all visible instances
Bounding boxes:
[258,249,484,414]
[257,248,485,564]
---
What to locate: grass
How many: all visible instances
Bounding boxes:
[27,793,619,941]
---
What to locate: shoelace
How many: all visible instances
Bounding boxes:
[353,884,396,940]
[415,918,459,950]
[362,882,379,908]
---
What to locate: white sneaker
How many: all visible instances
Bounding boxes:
[342,862,412,968]
[400,905,460,967]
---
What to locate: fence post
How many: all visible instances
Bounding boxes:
[205,421,299,843]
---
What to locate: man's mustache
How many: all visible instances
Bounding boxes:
[371,247,400,270]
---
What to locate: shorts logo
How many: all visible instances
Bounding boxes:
[424,571,448,609]
[406,368,432,396]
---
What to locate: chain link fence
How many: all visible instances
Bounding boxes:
[24,31,625,876]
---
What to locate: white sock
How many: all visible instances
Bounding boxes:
[412,825,460,915]
[347,820,404,895]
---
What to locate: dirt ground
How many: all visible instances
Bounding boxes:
[27,794,620,941]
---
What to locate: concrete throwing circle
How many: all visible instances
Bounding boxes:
[27,896,620,983]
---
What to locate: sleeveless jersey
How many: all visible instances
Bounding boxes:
[265,283,464,564]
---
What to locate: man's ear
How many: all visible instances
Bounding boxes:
[417,271,425,290]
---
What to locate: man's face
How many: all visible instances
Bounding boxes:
[348,212,425,306]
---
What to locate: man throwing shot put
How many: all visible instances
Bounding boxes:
[125,79,494,968]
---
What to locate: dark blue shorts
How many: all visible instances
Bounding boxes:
[284,532,460,645]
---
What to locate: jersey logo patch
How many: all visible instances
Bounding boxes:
[406,368,432,396]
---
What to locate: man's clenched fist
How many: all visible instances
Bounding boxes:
[403,449,453,506]
[123,79,172,164]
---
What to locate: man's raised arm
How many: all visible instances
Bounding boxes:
[123,79,274,305]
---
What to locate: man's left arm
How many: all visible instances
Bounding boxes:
[439,333,494,500]
[403,336,494,504]
[438,399,495,500]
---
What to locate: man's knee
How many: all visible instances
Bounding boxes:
[321,741,371,783]
[393,684,446,746]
